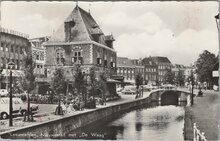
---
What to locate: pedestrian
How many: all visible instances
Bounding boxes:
[204,82,207,91]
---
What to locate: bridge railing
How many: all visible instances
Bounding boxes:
[193,123,207,141]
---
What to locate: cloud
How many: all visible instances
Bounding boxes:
[2,13,61,38]
[115,29,218,65]
[98,11,164,35]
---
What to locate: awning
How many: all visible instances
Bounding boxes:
[107,79,122,84]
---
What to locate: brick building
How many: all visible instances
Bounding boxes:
[0,28,30,89]
[44,6,117,96]
[142,57,158,85]
[30,36,49,77]
[151,56,172,83]
[117,57,144,84]
[44,6,116,78]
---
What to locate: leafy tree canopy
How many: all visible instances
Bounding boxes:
[135,73,143,89]
[196,50,217,83]
[51,67,66,95]
[163,68,175,84]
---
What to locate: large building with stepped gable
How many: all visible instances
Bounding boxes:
[43,5,117,96]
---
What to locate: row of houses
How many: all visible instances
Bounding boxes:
[0,5,198,96]
[117,56,195,86]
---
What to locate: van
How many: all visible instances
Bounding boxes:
[0,97,21,119]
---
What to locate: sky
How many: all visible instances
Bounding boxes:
[1,1,219,66]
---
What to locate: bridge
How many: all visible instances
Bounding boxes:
[148,88,192,106]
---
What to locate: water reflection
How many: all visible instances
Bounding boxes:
[67,105,185,140]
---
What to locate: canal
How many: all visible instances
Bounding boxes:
[66,104,185,140]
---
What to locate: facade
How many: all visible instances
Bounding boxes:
[30,36,49,77]
[44,6,117,81]
[0,28,30,89]
[43,6,117,96]
[151,56,172,83]
[142,57,158,85]
[117,57,144,84]
[171,64,186,76]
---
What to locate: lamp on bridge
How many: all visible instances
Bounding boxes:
[8,61,15,127]
[189,69,195,105]
[215,13,219,33]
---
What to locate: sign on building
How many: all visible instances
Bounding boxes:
[1,69,24,77]
[212,71,219,77]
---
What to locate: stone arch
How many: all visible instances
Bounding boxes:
[160,91,179,106]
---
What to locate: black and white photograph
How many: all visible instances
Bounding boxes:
[0,1,219,140]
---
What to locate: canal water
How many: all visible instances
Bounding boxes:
[67,105,185,140]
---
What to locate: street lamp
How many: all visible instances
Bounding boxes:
[215,14,219,32]
[8,61,15,127]
[189,69,194,105]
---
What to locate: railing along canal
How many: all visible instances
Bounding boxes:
[193,123,207,141]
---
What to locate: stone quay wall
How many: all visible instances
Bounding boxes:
[0,97,151,139]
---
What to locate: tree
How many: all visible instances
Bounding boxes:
[163,68,175,84]
[135,73,143,89]
[98,72,108,105]
[20,53,36,121]
[51,67,66,115]
[88,67,98,97]
[74,65,85,99]
[175,70,185,87]
[196,50,217,89]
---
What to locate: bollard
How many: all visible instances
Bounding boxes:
[196,129,200,141]
[201,132,206,141]
[193,123,197,141]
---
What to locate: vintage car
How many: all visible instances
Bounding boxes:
[121,86,136,95]
[0,97,39,119]
[0,97,21,119]
[15,98,39,116]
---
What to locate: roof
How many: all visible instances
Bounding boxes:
[151,56,171,64]
[142,57,157,65]
[117,57,135,67]
[172,64,186,69]
[47,6,114,47]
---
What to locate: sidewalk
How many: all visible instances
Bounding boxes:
[185,90,219,140]
[0,92,149,133]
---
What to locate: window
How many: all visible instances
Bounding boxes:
[72,50,82,64]
[10,46,14,52]
[0,43,3,51]
[110,57,115,67]
[104,54,107,67]
[96,51,101,65]
[56,48,65,65]
[15,47,18,53]
[20,47,23,54]
[5,45,8,52]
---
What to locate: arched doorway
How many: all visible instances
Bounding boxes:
[161,91,178,106]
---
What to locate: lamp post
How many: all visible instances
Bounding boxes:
[215,14,219,32]
[190,69,194,105]
[8,61,15,127]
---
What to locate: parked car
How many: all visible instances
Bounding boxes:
[15,98,39,116]
[0,89,8,97]
[121,86,136,95]
[213,85,219,91]
[0,97,21,119]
